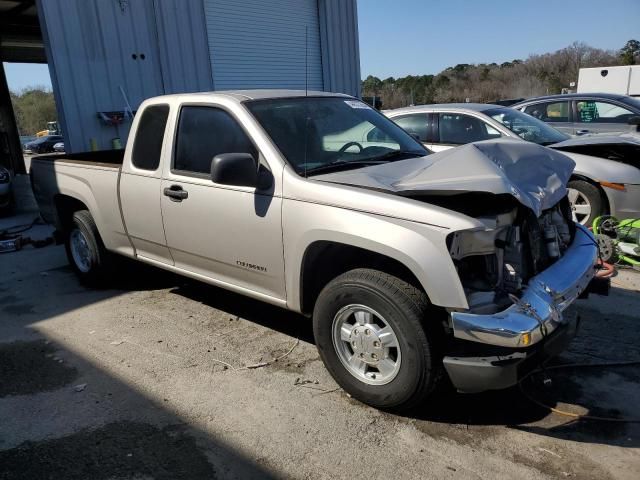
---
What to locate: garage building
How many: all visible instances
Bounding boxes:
[0,0,360,173]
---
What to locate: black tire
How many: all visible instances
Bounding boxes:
[313,268,444,411]
[64,210,112,286]
[567,180,604,226]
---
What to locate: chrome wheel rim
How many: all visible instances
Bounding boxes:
[567,188,592,225]
[70,229,92,273]
[332,304,401,385]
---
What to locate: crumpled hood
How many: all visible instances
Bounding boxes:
[314,139,575,217]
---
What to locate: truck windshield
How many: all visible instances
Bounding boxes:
[245,97,428,175]
[484,107,569,146]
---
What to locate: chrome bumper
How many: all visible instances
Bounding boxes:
[451,225,597,348]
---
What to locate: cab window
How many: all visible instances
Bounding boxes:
[174,106,257,175]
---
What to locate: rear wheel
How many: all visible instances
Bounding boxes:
[567,180,604,226]
[313,268,444,411]
[65,210,112,285]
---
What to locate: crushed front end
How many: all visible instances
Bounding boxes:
[443,196,601,393]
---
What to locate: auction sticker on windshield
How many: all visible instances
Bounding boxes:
[344,100,371,109]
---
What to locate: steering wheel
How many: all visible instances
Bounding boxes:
[338,141,364,154]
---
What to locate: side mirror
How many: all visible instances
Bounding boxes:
[628,116,640,125]
[210,153,257,187]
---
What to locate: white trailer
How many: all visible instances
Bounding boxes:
[577,66,640,96]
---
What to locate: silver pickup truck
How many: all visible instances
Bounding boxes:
[30,90,602,411]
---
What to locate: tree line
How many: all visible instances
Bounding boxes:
[9,87,57,136]
[362,39,640,109]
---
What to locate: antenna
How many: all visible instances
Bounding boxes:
[303,25,309,177]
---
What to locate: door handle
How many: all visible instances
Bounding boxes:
[163,185,188,202]
[576,129,590,135]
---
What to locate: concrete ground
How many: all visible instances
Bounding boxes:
[1,200,639,479]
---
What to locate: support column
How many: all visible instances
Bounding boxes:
[0,64,25,174]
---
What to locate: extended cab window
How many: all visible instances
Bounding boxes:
[132,104,169,170]
[174,106,257,175]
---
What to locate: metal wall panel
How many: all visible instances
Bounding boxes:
[37,0,212,153]
[204,0,324,90]
[37,0,360,153]
[153,0,214,94]
[318,0,361,97]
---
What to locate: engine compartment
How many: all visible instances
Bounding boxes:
[446,196,576,312]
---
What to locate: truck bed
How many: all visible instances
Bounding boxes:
[30,149,128,255]
[33,149,125,169]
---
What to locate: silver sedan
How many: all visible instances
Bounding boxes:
[385,104,640,225]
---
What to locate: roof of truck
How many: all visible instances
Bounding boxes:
[147,89,353,102]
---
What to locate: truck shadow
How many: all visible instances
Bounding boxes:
[406,366,639,448]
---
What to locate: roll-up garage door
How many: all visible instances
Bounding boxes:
[204,0,323,90]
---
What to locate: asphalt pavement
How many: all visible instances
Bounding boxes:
[1,202,639,479]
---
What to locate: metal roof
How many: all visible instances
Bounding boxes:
[150,89,353,102]
[0,0,44,62]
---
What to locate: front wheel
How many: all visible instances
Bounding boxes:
[567,180,604,226]
[65,210,113,286]
[313,268,444,411]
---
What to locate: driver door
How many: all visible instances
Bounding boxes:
[160,104,286,301]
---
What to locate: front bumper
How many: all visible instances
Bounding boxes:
[450,224,597,349]
[444,307,580,393]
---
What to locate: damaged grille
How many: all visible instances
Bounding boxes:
[500,196,575,291]
[453,196,575,301]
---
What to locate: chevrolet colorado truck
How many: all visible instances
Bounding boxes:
[30,90,602,411]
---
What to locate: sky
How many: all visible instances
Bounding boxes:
[2,0,639,90]
[357,0,640,78]
[3,62,52,92]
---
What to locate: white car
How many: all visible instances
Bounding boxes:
[385,104,640,225]
[53,142,65,153]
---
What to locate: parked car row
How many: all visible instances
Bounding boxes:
[383,93,640,226]
[511,93,640,136]
[23,135,64,154]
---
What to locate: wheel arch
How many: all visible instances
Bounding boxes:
[299,241,427,315]
[569,174,610,215]
[53,194,90,233]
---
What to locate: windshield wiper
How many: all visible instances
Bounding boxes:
[304,150,426,176]
[304,160,384,176]
[368,150,426,162]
